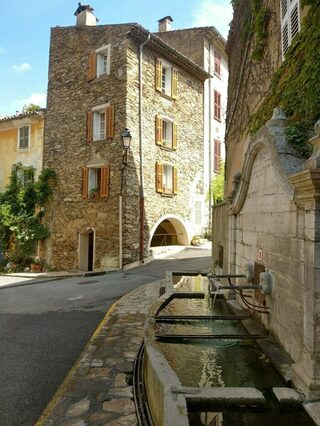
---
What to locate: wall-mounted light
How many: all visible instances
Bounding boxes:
[120,128,132,150]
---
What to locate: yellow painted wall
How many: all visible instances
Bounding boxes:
[0,114,44,191]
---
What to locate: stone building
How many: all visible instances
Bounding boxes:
[212,0,320,403]
[0,110,45,191]
[156,19,228,231]
[43,5,209,272]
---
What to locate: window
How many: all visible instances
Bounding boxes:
[214,51,221,77]
[156,58,178,99]
[214,90,221,122]
[96,44,111,77]
[87,44,111,81]
[14,165,34,185]
[18,126,30,149]
[214,139,221,172]
[281,0,300,57]
[82,165,110,198]
[87,104,114,142]
[155,162,178,195]
[155,116,177,149]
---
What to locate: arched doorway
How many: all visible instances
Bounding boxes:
[79,229,95,271]
[149,216,189,248]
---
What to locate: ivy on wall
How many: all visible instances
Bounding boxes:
[0,165,56,268]
[249,3,320,155]
[241,0,269,61]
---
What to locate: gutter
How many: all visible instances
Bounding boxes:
[138,34,151,263]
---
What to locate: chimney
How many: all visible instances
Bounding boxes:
[158,16,173,32]
[74,3,98,26]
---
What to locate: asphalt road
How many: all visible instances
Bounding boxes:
[0,246,211,426]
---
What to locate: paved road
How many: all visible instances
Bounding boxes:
[0,246,211,426]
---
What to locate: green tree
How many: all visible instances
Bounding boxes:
[208,160,225,204]
[22,103,41,113]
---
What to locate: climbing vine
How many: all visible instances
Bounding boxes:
[0,165,56,270]
[249,3,320,155]
[241,0,269,61]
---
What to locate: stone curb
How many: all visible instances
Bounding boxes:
[36,279,163,426]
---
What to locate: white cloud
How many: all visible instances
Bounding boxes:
[10,92,47,113]
[0,46,5,55]
[12,62,33,73]
[193,0,233,39]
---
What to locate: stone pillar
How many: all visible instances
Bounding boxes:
[289,119,320,399]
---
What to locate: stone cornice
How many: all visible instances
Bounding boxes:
[289,169,320,209]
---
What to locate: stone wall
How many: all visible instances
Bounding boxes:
[44,24,204,271]
[225,0,282,194]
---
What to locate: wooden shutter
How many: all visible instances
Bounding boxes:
[214,139,221,172]
[87,111,93,143]
[171,67,178,99]
[155,116,163,145]
[100,165,110,197]
[172,122,177,150]
[214,90,221,121]
[155,162,163,193]
[173,166,178,195]
[82,167,88,198]
[87,52,97,82]
[214,51,221,77]
[106,105,115,139]
[155,58,162,92]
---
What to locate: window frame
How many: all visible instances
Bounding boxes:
[214,90,222,122]
[18,125,30,150]
[214,51,221,78]
[82,164,110,199]
[214,139,221,172]
[155,162,178,196]
[92,103,109,142]
[280,0,301,57]
[95,44,111,78]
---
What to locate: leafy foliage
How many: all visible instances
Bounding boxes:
[22,104,41,113]
[0,164,56,262]
[241,0,269,61]
[209,161,225,205]
[249,3,320,154]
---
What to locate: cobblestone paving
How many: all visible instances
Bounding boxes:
[41,281,162,426]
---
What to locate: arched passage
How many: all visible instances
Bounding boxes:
[149,216,190,248]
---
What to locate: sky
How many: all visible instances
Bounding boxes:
[0,0,233,117]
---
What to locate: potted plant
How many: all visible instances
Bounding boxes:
[30,258,44,272]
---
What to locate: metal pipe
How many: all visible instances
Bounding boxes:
[138,34,150,264]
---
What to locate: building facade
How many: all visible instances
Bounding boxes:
[212,0,320,401]
[0,110,45,191]
[157,22,228,232]
[43,6,209,272]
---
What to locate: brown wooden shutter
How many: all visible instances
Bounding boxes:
[87,111,93,143]
[155,162,163,193]
[100,165,110,197]
[87,52,97,82]
[172,122,177,150]
[173,166,178,195]
[82,167,88,198]
[155,58,162,92]
[171,67,178,99]
[106,105,115,139]
[155,116,163,145]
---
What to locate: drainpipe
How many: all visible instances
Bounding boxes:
[138,34,150,263]
[208,43,212,230]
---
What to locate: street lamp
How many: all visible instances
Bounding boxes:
[120,128,132,150]
[119,128,132,270]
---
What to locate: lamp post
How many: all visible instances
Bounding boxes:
[119,128,132,269]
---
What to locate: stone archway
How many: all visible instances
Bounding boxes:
[149,215,190,249]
